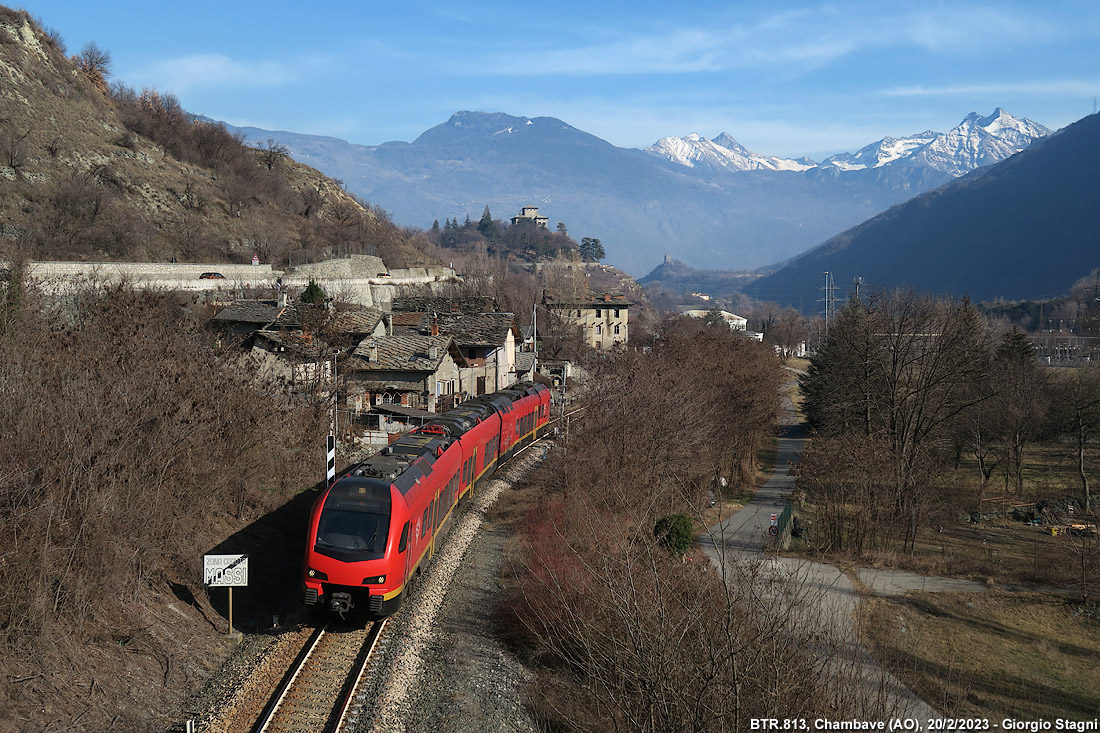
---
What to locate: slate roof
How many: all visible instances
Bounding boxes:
[371,404,437,419]
[332,308,384,335]
[515,351,535,373]
[390,312,424,330]
[268,302,309,330]
[348,334,459,372]
[253,329,317,357]
[543,291,633,308]
[435,312,517,347]
[391,296,498,314]
[213,299,283,324]
[389,312,517,348]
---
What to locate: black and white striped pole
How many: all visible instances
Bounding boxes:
[326,434,336,487]
[326,354,337,487]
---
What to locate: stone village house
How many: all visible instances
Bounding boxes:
[543,290,631,351]
[341,333,466,415]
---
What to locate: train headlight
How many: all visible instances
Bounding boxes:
[307,568,328,580]
[362,575,386,585]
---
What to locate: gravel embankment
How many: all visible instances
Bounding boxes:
[357,449,543,732]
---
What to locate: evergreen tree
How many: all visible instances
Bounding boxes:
[590,238,605,261]
[299,278,326,305]
[703,306,725,329]
[580,237,593,260]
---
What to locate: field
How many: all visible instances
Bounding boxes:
[862,591,1100,719]
[789,435,1098,588]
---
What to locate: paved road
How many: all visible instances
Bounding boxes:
[701,375,943,719]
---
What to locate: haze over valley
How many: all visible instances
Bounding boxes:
[228,107,1054,280]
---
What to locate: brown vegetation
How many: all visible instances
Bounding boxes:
[0,11,424,268]
[797,290,1100,596]
[495,318,892,729]
[0,274,326,730]
[862,591,1100,719]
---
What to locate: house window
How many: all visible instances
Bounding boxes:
[595,309,601,317]
[595,324,602,334]
[613,325,620,335]
[595,340,602,350]
[476,376,486,395]
[382,391,399,404]
[614,309,621,318]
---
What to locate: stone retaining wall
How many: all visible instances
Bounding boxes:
[17,257,459,308]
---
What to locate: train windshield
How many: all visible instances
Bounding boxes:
[315,478,391,561]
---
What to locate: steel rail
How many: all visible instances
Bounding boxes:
[333,619,387,733]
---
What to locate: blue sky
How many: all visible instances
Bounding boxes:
[15,0,1100,159]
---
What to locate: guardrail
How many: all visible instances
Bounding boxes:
[774,499,793,549]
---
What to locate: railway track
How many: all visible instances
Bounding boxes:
[252,619,386,733]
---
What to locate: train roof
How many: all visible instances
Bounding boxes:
[349,432,453,494]
[347,383,548,491]
[326,477,392,511]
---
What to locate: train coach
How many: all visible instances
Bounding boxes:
[303,381,551,617]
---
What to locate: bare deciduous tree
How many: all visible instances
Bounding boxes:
[0,118,31,175]
[1048,363,1100,512]
[74,41,111,91]
[258,138,289,170]
[800,290,992,553]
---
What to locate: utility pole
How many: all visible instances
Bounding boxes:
[819,272,840,339]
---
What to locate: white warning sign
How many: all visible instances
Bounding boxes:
[203,554,249,587]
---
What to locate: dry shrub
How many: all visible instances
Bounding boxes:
[0,280,324,644]
[495,319,884,730]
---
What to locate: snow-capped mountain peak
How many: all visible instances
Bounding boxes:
[819,109,1051,176]
[646,109,1051,179]
[645,132,816,172]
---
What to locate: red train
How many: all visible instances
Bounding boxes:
[303,381,552,617]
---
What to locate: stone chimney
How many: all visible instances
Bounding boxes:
[277,291,288,309]
[368,343,379,362]
[429,345,439,361]
[603,293,611,302]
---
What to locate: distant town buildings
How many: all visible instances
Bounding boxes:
[680,308,747,331]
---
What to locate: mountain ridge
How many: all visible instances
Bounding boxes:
[229,108,1053,277]
[751,112,1100,306]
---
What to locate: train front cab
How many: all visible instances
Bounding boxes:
[303,476,410,617]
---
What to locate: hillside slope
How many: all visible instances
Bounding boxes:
[752,113,1100,307]
[0,8,420,267]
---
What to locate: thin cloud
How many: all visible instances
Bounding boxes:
[461,4,1079,77]
[122,53,330,94]
[882,80,1100,97]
